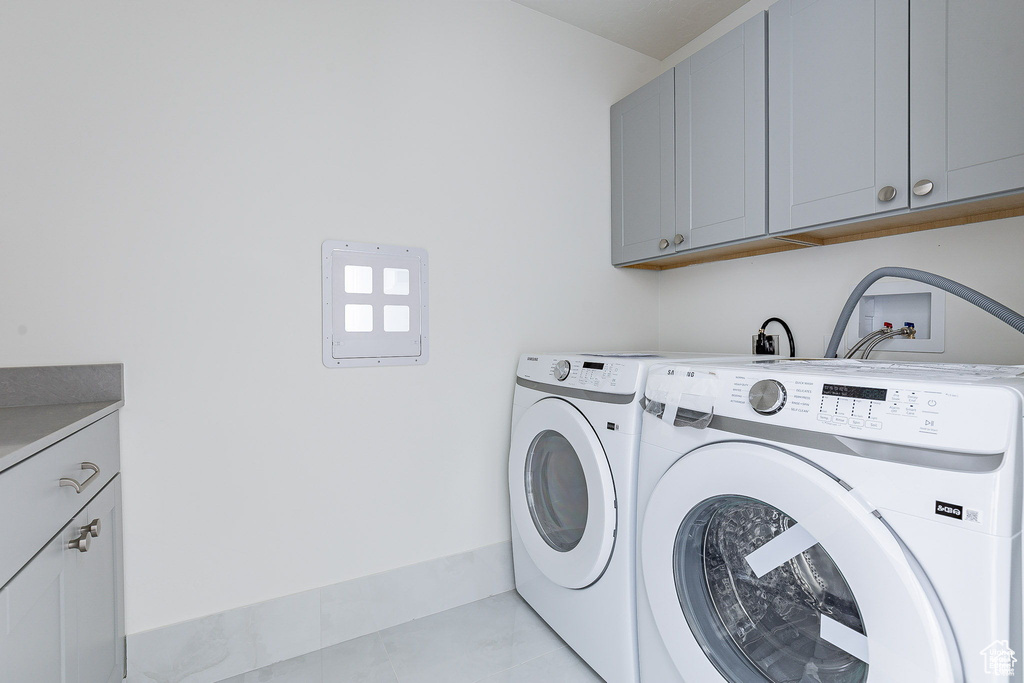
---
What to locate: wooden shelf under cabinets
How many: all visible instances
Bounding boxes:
[623,192,1024,271]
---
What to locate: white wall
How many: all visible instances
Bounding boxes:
[0,1,662,634]
[658,219,1024,364]
[654,0,1024,365]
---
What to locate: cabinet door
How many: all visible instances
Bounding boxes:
[910,0,1024,207]
[70,476,125,683]
[0,519,77,682]
[769,0,909,233]
[676,12,766,250]
[611,69,675,264]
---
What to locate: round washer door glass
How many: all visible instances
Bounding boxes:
[675,495,867,682]
[525,430,588,552]
[641,442,962,682]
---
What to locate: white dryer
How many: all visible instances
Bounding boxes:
[636,359,1024,682]
[509,352,747,683]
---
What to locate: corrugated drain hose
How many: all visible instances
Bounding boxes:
[825,267,1024,358]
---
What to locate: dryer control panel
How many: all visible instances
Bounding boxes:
[516,354,642,395]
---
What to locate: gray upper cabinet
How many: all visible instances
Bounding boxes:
[910,0,1024,208]
[676,12,767,250]
[769,0,910,234]
[611,70,675,265]
[613,0,1024,268]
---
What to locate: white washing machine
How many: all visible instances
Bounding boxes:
[636,358,1024,682]
[509,352,748,683]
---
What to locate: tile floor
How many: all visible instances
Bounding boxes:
[215,591,602,683]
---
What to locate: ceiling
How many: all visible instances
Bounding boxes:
[510,0,749,60]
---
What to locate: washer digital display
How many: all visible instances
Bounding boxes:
[822,384,887,401]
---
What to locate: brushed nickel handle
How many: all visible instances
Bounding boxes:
[673,233,685,245]
[658,238,670,250]
[84,518,101,538]
[59,462,100,494]
[913,179,934,196]
[68,531,91,553]
[877,185,897,202]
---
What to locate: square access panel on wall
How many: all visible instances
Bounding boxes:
[322,241,428,367]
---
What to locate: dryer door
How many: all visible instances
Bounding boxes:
[509,398,616,589]
[641,442,962,683]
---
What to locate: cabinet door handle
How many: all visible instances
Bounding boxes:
[913,179,934,196]
[68,531,91,553]
[673,233,685,245]
[658,239,670,250]
[877,185,897,202]
[59,462,101,494]
[84,518,102,538]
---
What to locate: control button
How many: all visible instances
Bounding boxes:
[553,360,571,381]
[833,416,849,424]
[927,399,938,407]
[748,379,788,415]
[850,418,865,427]
[818,413,832,423]
[866,420,883,429]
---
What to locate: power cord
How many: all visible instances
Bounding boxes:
[754,317,795,357]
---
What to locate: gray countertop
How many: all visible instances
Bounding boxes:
[0,364,124,473]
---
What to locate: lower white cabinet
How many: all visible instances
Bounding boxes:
[0,519,73,681]
[0,476,124,683]
[0,419,125,683]
[69,477,125,683]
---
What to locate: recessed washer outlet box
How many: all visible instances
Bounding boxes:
[845,281,945,353]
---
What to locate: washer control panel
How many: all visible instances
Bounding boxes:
[653,363,1021,454]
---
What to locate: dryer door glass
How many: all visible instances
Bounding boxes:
[674,495,868,682]
[525,430,589,552]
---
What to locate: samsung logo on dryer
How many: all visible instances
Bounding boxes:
[935,501,964,520]
[527,357,539,361]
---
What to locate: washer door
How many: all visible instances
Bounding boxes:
[509,398,616,589]
[641,442,962,683]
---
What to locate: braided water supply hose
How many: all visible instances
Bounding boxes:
[824,267,1024,358]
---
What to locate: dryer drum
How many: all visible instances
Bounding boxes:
[673,495,868,682]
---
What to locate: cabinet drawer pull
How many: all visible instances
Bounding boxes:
[658,238,670,250]
[877,185,897,202]
[913,179,934,196]
[84,518,101,538]
[68,531,91,553]
[673,233,685,245]
[59,462,101,494]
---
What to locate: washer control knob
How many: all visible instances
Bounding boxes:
[554,360,571,381]
[749,379,787,415]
